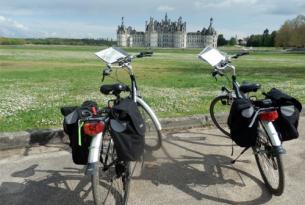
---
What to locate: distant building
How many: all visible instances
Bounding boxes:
[117,14,218,48]
[238,38,248,46]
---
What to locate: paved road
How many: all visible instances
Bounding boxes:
[0,118,304,205]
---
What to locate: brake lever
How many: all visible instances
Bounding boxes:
[212,71,218,81]
[102,67,112,82]
[136,52,144,58]
[262,92,268,97]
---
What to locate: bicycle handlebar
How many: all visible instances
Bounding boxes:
[231,51,249,59]
[212,70,224,77]
[101,51,153,81]
[212,51,249,77]
[117,51,153,64]
[136,51,154,58]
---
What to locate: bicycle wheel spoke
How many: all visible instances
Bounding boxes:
[210,95,232,137]
[137,103,162,151]
[254,128,284,195]
[92,132,130,205]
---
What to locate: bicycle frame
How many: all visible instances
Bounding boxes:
[234,76,283,151]
[86,57,162,175]
[109,60,162,131]
[211,54,284,153]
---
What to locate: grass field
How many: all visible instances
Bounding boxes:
[0,45,304,132]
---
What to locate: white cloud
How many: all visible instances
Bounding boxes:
[0,0,304,38]
[262,0,305,16]
[0,15,30,37]
[0,16,28,30]
[32,21,117,39]
[194,0,258,9]
[157,5,175,12]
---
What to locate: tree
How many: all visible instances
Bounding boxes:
[275,15,305,47]
[262,28,272,46]
[276,22,292,47]
[247,35,261,47]
[246,29,276,47]
[217,34,227,46]
[228,37,237,45]
[270,31,277,47]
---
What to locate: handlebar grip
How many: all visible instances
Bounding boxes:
[212,70,218,77]
[102,67,112,82]
[136,53,144,58]
[231,51,249,59]
[211,70,224,77]
[136,51,154,58]
[240,51,249,56]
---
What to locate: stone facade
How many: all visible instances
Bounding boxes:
[117,14,217,48]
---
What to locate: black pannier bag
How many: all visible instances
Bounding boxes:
[60,101,98,165]
[110,98,145,161]
[265,88,302,141]
[228,98,258,147]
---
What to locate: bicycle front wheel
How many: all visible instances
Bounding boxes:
[253,128,285,196]
[137,103,162,151]
[92,132,131,205]
[209,95,232,137]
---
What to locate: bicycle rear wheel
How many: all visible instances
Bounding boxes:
[92,132,131,205]
[137,103,162,151]
[209,95,232,137]
[253,128,284,196]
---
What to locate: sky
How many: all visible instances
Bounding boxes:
[0,0,304,39]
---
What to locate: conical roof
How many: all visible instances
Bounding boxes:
[206,17,216,35]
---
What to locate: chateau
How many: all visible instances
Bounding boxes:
[117,14,218,48]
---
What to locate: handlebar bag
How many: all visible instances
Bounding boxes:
[265,88,302,141]
[228,98,258,147]
[110,98,145,161]
[60,101,98,165]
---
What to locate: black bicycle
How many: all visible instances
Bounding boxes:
[198,47,287,195]
[207,51,256,137]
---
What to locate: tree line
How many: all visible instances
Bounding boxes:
[0,37,116,46]
[218,15,305,48]
[217,29,277,47]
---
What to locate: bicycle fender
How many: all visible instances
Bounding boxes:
[136,97,162,130]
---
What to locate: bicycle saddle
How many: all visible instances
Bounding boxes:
[240,83,261,93]
[100,83,130,95]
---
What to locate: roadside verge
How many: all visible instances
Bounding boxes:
[0,114,213,151]
[1,109,304,151]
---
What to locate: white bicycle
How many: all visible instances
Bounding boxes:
[96,47,162,151]
[76,47,163,205]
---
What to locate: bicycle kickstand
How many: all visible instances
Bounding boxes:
[231,147,250,164]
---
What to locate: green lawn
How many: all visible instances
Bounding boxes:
[0,45,304,132]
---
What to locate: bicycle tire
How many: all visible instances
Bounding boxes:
[92,132,131,205]
[137,103,162,151]
[209,95,232,137]
[253,128,285,196]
